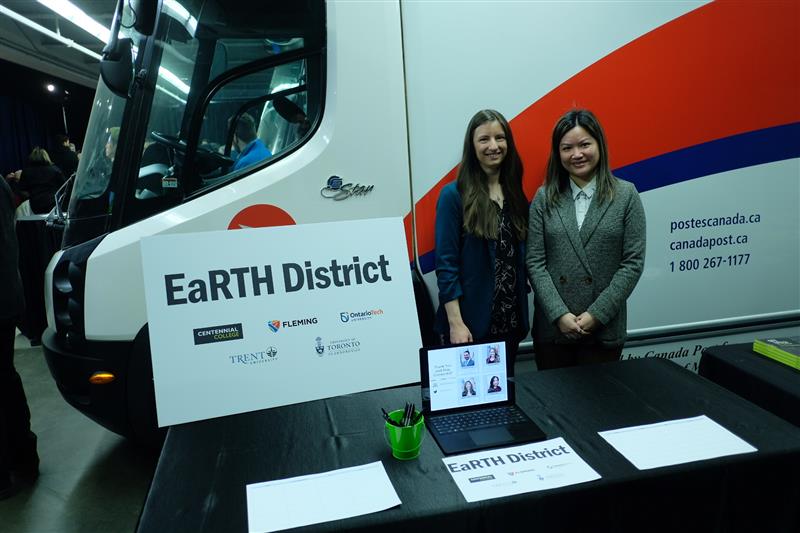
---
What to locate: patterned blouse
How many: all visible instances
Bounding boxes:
[489,201,519,337]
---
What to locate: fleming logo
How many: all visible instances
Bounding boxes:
[267,320,281,333]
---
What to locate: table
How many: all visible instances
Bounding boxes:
[137,358,800,532]
[15,216,62,341]
[699,342,800,427]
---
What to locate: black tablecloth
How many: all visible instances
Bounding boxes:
[137,358,800,533]
[699,342,800,427]
[15,216,61,340]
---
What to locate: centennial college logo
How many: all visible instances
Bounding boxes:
[267,320,281,333]
[192,323,244,345]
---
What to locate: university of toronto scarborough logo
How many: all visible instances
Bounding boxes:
[267,320,281,333]
[315,337,325,356]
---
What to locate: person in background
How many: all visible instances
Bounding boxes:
[15,147,65,214]
[50,134,79,179]
[526,109,645,370]
[488,376,502,393]
[461,379,476,397]
[435,109,529,376]
[0,177,39,500]
[232,113,272,171]
[486,345,500,364]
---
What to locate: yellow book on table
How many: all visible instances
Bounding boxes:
[753,337,800,370]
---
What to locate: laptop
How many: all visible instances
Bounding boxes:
[419,339,546,455]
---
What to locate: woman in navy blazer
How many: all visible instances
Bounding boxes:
[435,110,530,373]
[526,109,645,370]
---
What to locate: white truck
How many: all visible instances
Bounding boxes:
[43,0,799,443]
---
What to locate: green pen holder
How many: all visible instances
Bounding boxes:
[384,409,425,460]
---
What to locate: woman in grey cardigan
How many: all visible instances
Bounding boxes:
[526,109,645,370]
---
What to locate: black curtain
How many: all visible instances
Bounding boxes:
[0,95,59,176]
[0,58,95,177]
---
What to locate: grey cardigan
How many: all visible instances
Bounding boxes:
[525,178,645,347]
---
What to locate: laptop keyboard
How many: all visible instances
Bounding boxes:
[430,406,528,434]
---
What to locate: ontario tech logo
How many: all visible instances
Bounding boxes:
[315,336,325,356]
[267,320,281,333]
[340,309,384,323]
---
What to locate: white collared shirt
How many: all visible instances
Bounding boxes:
[570,178,596,230]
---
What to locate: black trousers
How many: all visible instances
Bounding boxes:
[0,317,36,475]
[535,341,623,371]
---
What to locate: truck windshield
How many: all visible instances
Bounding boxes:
[65,1,324,239]
[67,1,139,220]
[134,0,323,203]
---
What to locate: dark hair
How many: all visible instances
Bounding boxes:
[55,134,70,146]
[456,109,527,240]
[544,109,615,210]
[235,113,258,143]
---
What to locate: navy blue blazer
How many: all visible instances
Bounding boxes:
[434,182,529,341]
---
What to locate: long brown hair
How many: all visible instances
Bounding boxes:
[544,109,615,210]
[456,109,527,240]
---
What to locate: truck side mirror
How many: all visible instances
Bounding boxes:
[100,0,133,98]
[131,0,158,36]
[100,38,134,98]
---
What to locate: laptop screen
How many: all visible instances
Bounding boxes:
[423,340,509,412]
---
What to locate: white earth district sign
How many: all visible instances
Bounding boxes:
[141,217,422,426]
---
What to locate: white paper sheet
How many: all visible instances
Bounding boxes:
[598,415,757,470]
[442,437,601,502]
[246,461,401,532]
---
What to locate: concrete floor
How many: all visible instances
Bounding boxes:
[0,333,158,533]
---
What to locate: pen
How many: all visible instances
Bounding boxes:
[382,408,401,427]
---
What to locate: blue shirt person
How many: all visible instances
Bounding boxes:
[231,113,272,171]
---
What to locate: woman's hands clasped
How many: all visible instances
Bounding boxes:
[557,312,597,340]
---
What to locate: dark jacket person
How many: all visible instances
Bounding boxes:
[49,134,79,179]
[17,148,65,214]
[1,177,38,499]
